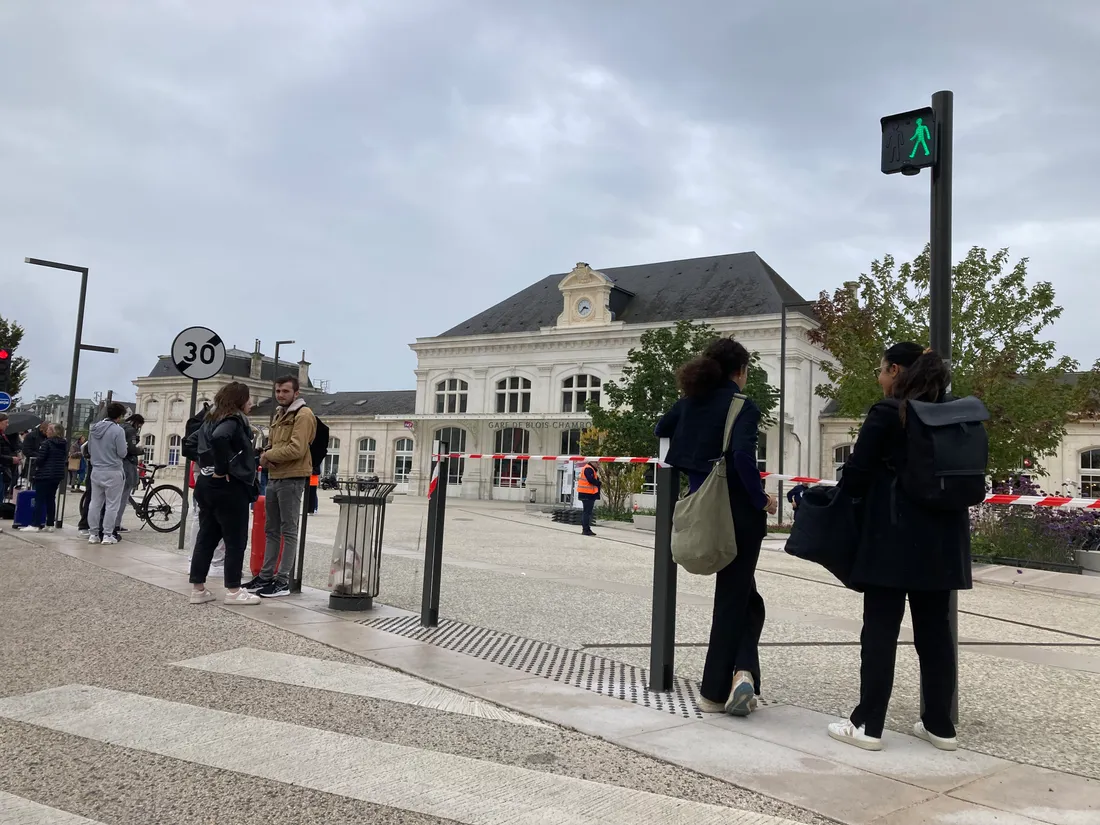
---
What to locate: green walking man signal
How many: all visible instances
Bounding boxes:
[880,106,936,175]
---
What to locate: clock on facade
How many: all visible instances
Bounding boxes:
[576,298,592,318]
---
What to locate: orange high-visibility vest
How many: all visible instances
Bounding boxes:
[577,465,599,496]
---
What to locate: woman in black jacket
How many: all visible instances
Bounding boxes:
[28,424,68,532]
[189,382,261,606]
[828,343,970,752]
[656,338,778,716]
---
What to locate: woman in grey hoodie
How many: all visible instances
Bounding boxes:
[87,402,130,545]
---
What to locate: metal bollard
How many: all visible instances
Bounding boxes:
[649,464,679,692]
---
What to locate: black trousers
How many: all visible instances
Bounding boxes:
[851,587,956,739]
[580,497,595,532]
[32,477,61,527]
[189,476,250,589]
[700,536,765,702]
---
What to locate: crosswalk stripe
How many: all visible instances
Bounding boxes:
[0,686,797,825]
[0,791,104,824]
[173,647,548,727]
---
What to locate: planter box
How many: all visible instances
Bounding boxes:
[633,514,656,532]
[974,555,1083,575]
[1076,550,1100,574]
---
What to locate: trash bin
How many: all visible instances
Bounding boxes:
[328,481,396,611]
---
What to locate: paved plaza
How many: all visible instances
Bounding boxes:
[0,492,1096,823]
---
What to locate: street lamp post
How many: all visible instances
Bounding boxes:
[269,340,296,427]
[24,258,117,529]
[778,300,817,526]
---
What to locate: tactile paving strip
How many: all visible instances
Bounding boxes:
[357,615,779,719]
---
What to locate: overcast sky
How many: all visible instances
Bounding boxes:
[2,0,1098,401]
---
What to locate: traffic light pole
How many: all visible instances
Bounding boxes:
[927,89,958,724]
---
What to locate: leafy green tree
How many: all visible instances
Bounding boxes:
[587,320,779,459]
[809,246,1079,478]
[0,316,29,399]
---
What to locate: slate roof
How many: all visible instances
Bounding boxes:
[251,391,416,419]
[439,252,810,338]
[146,348,313,388]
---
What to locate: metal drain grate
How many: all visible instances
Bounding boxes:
[358,616,778,719]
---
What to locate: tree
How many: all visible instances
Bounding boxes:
[577,428,645,517]
[587,320,780,460]
[0,316,29,398]
[809,245,1079,479]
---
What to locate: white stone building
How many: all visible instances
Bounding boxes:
[387,253,829,502]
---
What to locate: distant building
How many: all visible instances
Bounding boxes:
[16,396,100,433]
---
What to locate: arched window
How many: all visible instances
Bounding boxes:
[834,445,853,480]
[357,438,377,475]
[1081,450,1100,498]
[560,428,582,456]
[435,379,469,414]
[168,399,185,420]
[493,428,529,488]
[495,377,531,414]
[168,435,182,466]
[322,437,341,476]
[394,438,414,483]
[142,434,156,463]
[561,375,601,413]
[434,427,467,485]
[144,399,160,422]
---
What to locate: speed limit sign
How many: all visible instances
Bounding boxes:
[171,326,226,381]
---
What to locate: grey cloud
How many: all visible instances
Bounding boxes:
[1,0,1098,403]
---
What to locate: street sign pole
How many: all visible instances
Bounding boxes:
[177,378,199,550]
[170,327,226,550]
[928,89,957,724]
[883,91,957,725]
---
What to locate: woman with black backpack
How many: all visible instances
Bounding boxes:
[828,343,972,753]
[189,382,261,606]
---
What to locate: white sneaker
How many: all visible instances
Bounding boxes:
[101,535,120,545]
[697,696,727,714]
[913,721,958,751]
[828,720,883,751]
[20,526,42,533]
[78,529,90,537]
[726,671,758,717]
[223,589,261,605]
[45,526,55,533]
[88,534,102,545]
[189,589,217,605]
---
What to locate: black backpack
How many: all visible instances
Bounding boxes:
[309,415,330,474]
[896,396,990,509]
[181,404,210,462]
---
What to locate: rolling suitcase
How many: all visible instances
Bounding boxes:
[13,489,36,528]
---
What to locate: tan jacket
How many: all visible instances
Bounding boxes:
[264,398,317,479]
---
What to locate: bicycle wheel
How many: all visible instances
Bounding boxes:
[142,484,185,532]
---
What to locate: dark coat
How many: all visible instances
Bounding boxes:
[198,413,258,491]
[121,423,143,465]
[656,381,767,543]
[21,428,45,458]
[0,432,18,482]
[842,400,972,592]
[35,436,69,482]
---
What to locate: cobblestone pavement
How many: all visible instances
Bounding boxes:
[59,492,1100,782]
[0,531,829,825]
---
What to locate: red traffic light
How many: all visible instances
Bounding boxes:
[0,349,8,359]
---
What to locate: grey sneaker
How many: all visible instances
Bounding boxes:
[88,534,102,545]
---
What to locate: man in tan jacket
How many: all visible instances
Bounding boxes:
[245,375,317,598]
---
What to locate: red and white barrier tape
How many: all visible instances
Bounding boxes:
[430,453,1100,510]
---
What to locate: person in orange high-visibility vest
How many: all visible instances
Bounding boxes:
[576,461,601,537]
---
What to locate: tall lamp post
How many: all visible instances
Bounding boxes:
[269,339,296,427]
[24,258,117,528]
[777,300,817,526]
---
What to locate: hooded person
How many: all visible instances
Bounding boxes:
[87,402,129,545]
[114,414,145,534]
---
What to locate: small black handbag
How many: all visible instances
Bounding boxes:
[785,483,860,588]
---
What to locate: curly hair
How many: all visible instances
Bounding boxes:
[677,337,751,398]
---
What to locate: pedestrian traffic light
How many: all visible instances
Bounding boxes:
[880,107,937,175]
[0,348,10,392]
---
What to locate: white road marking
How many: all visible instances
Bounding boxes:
[173,647,548,728]
[0,686,799,825]
[0,791,104,824]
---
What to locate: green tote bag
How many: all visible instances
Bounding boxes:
[670,395,745,576]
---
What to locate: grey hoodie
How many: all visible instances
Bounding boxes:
[88,419,128,473]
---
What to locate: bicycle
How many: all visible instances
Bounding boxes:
[80,463,185,533]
